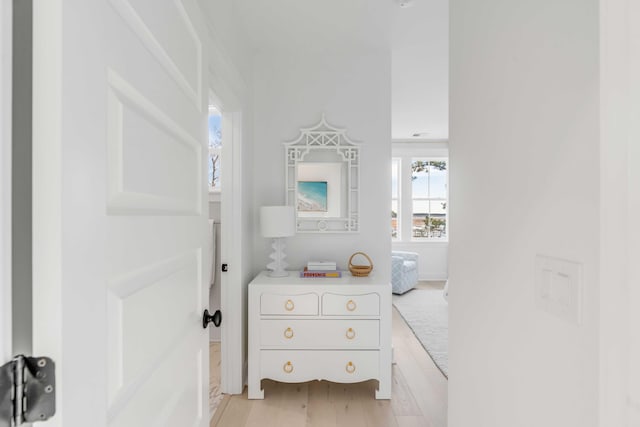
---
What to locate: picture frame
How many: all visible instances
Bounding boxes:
[296,162,343,218]
[284,115,361,232]
[297,181,328,212]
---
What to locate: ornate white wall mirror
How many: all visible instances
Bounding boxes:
[284,115,361,233]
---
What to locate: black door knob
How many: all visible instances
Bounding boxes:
[202,309,222,328]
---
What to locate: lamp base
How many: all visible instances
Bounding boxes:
[266,237,289,277]
[267,270,289,278]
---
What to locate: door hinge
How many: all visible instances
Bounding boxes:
[0,355,56,426]
[221,263,228,272]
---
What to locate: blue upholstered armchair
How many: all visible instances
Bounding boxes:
[391,251,419,295]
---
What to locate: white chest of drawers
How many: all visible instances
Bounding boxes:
[248,271,392,399]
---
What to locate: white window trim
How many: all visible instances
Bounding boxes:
[392,141,449,243]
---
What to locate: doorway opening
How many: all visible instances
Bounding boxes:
[390,142,449,379]
[207,100,224,418]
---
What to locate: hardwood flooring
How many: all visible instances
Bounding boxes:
[209,342,225,421]
[210,300,448,427]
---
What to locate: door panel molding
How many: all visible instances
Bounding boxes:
[109,0,202,111]
[107,249,202,410]
[107,69,202,216]
[107,332,204,426]
[107,250,203,417]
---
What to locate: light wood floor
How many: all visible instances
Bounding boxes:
[210,292,448,427]
[210,342,224,418]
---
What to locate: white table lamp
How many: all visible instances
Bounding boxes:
[260,206,296,277]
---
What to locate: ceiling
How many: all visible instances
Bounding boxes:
[233,0,393,52]
[391,0,448,140]
[232,0,449,140]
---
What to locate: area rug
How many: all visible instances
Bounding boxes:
[393,288,449,378]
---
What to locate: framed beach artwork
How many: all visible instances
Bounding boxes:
[296,162,343,218]
[297,181,328,212]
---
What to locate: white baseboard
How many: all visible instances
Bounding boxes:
[420,274,448,281]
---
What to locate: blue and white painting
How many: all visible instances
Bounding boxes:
[297,181,328,212]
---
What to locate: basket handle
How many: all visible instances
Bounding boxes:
[348,252,373,269]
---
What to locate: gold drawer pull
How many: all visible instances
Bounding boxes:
[346,299,357,312]
[345,328,356,340]
[346,361,356,374]
[284,327,294,339]
[283,361,294,373]
[284,299,295,311]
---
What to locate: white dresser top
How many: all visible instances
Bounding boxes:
[250,271,390,287]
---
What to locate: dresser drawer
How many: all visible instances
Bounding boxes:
[260,319,379,348]
[260,292,318,316]
[322,292,380,316]
[260,350,379,384]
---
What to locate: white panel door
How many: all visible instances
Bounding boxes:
[32,1,209,426]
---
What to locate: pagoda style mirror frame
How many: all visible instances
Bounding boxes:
[284,115,361,233]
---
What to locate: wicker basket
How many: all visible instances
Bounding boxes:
[348,252,373,277]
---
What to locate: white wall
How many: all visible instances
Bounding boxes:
[450,0,599,426]
[599,1,640,424]
[392,141,448,280]
[252,50,392,284]
[207,219,221,342]
[0,0,11,361]
[208,196,221,342]
[208,199,221,222]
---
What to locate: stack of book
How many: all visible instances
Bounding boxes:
[307,261,337,270]
[300,261,341,278]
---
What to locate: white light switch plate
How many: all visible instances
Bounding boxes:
[535,255,583,325]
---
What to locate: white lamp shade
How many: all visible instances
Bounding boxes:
[260,206,296,238]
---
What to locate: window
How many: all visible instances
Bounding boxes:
[208,105,222,191]
[411,160,447,240]
[391,158,400,239]
[390,154,448,241]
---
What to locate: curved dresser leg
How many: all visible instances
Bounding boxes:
[248,379,264,400]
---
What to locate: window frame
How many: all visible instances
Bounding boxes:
[391,141,449,243]
[391,157,401,240]
[409,158,448,242]
[208,104,222,196]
